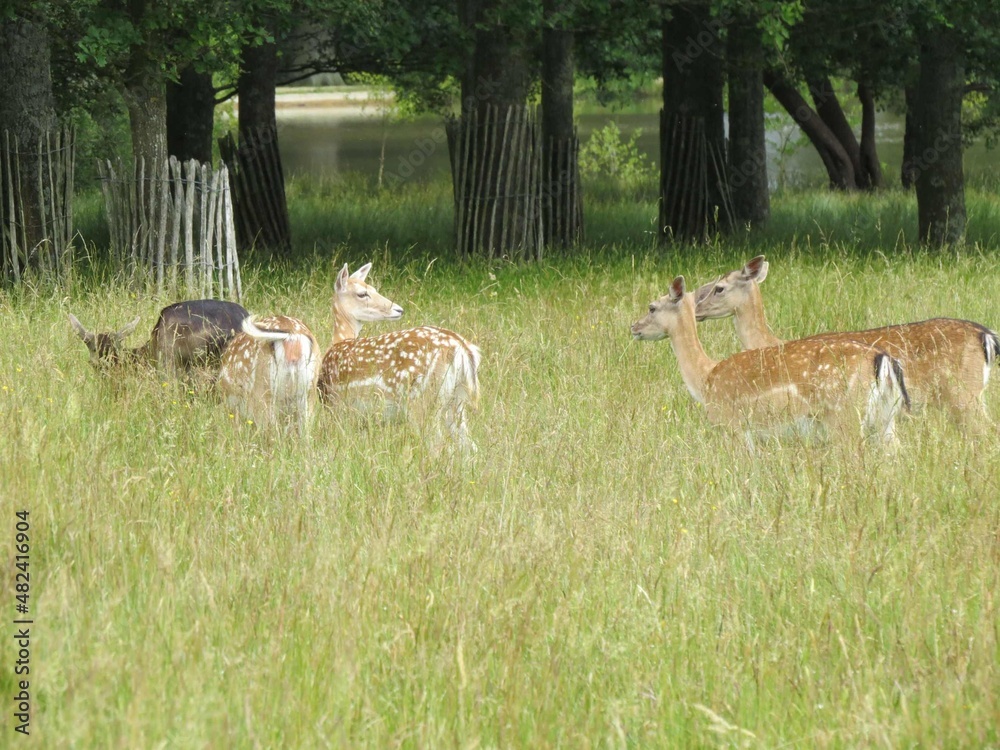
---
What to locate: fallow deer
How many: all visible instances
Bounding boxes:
[69,300,249,377]
[632,276,910,449]
[218,315,319,434]
[317,263,481,452]
[694,256,999,424]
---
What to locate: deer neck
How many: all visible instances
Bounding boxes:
[133,342,156,366]
[106,344,147,368]
[734,284,782,350]
[668,307,716,404]
[331,304,362,345]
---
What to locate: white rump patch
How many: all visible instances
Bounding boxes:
[864,355,903,445]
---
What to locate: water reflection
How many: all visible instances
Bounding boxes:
[276,104,997,190]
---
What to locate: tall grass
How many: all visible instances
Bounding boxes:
[1,228,998,745]
[270,175,1000,256]
[72,171,1000,264]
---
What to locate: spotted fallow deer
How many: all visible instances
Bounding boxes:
[317,263,481,452]
[694,256,1000,425]
[218,315,319,434]
[632,276,910,448]
[69,300,249,376]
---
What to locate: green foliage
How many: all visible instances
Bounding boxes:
[75,13,139,68]
[579,121,656,199]
[572,0,661,99]
[747,0,804,49]
[321,0,466,114]
[66,97,132,189]
[573,74,661,114]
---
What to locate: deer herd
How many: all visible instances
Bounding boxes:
[69,263,481,452]
[69,256,997,454]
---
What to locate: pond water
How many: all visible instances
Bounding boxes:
[275,102,1000,190]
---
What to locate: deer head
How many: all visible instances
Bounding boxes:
[694,255,768,322]
[68,313,142,369]
[332,263,404,341]
[631,276,689,341]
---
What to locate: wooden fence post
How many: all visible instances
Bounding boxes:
[1,125,75,284]
[97,156,241,300]
[446,106,545,261]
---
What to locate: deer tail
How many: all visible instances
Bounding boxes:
[442,340,481,411]
[875,352,911,412]
[982,330,999,374]
[241,316,290,343]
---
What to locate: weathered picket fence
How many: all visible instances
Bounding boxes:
[659,112,735,242]
[219,126,291,254]
[542,132,584,248]
[0,126,75,284]
[446,105,545,261]
[97,157,242,300]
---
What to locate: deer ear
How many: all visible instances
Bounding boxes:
[115,316,140,340]
[669,276,686,302]
[693,279,716,305]
[68,313,95,345]
[335,264,350,292]
[743,255,768,283]
[350,262,372,282]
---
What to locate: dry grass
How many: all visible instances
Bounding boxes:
[0,246,998,748]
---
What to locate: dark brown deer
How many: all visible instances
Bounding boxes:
[69,300,249,377]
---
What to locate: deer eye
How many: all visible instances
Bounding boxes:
[714,285,725,294]
[357,291,369,299]
[648,304,656,314]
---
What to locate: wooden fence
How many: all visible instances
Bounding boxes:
[659,112,735,242]
[219,126,291,254]
[97,156,242,300]
[0,126,75,284]
[447,106,544,261]
[542,133,584,248]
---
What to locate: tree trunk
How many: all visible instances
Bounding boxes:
[239,40,279,144]
[764,70,857,190]
[541,0,582,247]
[121,9,167,169]
[857,81,884,189]
[0,18,57,274]
[452,0,538,259]
[0,20,56,139]
[914,30,966,246]
[234,33,291,254]
[660,3,730,241]
[726,18,769,226]
[167,66,215,163]
[807,75,866,187]
[900,80,919,189]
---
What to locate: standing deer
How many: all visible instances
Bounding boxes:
[317,263,481,452]
[632,276,910,449]
[694,256,999,425]
[218,315,319,434]
[69,300,249,377]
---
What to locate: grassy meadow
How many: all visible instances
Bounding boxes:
[1,179,1000,747]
